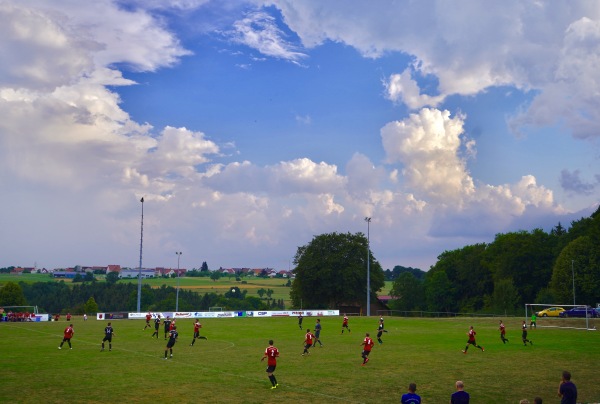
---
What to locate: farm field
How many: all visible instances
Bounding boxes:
[0,273,394,308]
[1,316,598,403]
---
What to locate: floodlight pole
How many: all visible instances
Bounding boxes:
[365,217,371,317]
[571,259,575,306]
[176,252,182,312]
[136,197,144,313]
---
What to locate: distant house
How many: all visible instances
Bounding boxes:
[107,264,121,273]
[119,269,155,278]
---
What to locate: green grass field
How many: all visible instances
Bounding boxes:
[1,316,598,403]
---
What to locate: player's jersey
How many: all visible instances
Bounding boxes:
[154,318,161,327]
[378,323,384,331]
[499,324,506,334]
[194,322,201,332]
[104,326,114,337]
[146,314,152,322]
[168,329,178,342]
[362,337,374,351]
[343,316,349,325]
[315,322,322,332]
[170,321,176,331]
[164,319,172,330]
[468,329,476,341]
[64,326,74,339]
[305,332,314,345]
[265,345,279,366]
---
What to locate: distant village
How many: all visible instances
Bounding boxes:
[8,265,294,279]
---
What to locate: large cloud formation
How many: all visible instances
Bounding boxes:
[0,0,595,271]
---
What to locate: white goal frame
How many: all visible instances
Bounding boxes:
[525,303,597,331]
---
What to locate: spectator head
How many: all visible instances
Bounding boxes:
[268,339,274,345]
[455,381,464,390]
[408,383,417,393]
[562,371,571,381]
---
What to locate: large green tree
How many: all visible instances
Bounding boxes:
[550,236,600,305]
[389,271,424,311]
[290,232,384,309]
[0,281,27,306]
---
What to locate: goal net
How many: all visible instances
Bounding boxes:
[525,303,597,331]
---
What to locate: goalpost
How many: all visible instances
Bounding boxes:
[525,303,597,331]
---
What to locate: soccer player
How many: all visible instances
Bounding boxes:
[377,319,386,344]
[261,339,280,389]
[298,314,303,330]
[190,319,207,346]
[163,316,172,340]
[530,312,537,329]
[143,312,152,330]
[499,320,509,344]
[302,329,314,356]
[66,313,72,322]
[401,382,421,404]
[59,323,74,350]
[164,325,178,359]
[360,332,374,365]
[341,314,351,334]
[151,315,161,338]
[462,326,484,353]
[522,320,533,346]
[313,318,323,347]
[450,380,470,404]
[101,322,115,351]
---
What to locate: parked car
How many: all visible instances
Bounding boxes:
[536,307,565,317]
[559,306,600,318]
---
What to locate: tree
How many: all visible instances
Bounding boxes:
[84,296,99,314]
[266,289,274,299]
[106,271,120,285]
[424,270,455,312]
[257,288,266,298]
[550,236,600,305]
[201,262,209,272]
[83,272,95,282]
[290,232,385,309]
[210,271,221,282]
[0,282,27,306]
[488,278,520,314]
[389,272,424,311]
[72,273,83,283]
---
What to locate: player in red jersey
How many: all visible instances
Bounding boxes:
[66,313,71,321]
[341,314,351,334]
[499,320,509,344]
[462,325,484,353]
[360,332,374,365]
[143,312,152,330]
[190,319,208,346]
[302,329,315,356]
[59,323,74,350]
[261,339,280,389]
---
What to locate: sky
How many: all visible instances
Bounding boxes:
[1,0,599,272]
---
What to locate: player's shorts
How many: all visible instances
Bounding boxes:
[304,343,312,349]
[314,331,321,338]
[362,350,371,357]
[266,365,276,373]
[103,336,112,342]
[467,340,476,345]
[377,331,383,337]
[166,340,176,348]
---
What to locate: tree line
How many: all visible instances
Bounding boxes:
[389,206,600,314]
[0,281,285,314]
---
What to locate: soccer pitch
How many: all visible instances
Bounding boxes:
[1,316,598,403]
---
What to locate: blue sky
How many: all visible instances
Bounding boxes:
[1,0,599,272]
